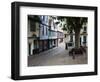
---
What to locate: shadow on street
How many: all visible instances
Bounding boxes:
[28,42,87,66]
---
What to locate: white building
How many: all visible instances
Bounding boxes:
[28,15,40,55]
[63,22,88,47]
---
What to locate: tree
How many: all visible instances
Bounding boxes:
[57,16,87,48]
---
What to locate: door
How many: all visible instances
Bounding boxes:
[28,43,31,56]
[80,37,81,46]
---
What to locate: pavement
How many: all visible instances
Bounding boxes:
[28,42,87,67]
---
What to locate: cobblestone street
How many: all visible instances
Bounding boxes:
[28,42,87,66]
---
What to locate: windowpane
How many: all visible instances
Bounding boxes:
[30,20,36,31]
[83,36,86,42]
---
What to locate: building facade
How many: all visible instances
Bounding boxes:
[28,16,40,56]
[63,23,88,47]
[48,16,58,48]
[39,16,49,52]
[28,15,64,56]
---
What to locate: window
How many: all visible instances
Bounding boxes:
[46,27,48,35]
[64,34,66,38]
[53,21,56,29]
[84,26,87,32]
[34,40,38,49]
[83,36,86,43]
[70,35,73,42]
[42,26,44,35]
[49,20,51,25]
[30,20,36,31]
[43,16,45,21]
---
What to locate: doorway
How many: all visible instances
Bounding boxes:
[28,43,31,55]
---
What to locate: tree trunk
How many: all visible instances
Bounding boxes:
[75,29,80,49]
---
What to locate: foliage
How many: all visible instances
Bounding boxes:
[56,16,87,48]
[57,16,87,32]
